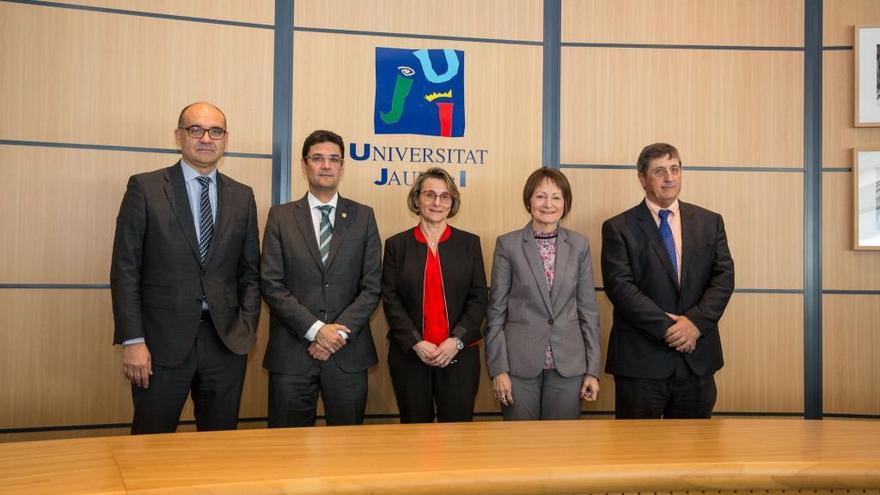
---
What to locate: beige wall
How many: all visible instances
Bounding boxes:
[1,0,877,441]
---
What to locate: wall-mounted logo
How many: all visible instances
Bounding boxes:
[374,47,465,137]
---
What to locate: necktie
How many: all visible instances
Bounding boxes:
[658,209,677,275]
[196,176,213,263]
[317,205,333,266]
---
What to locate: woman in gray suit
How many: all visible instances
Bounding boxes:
[484,168,601,420]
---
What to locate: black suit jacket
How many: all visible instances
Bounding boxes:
[261,194,381,375]
[601,200,734,379]
[382,227,488,352]
[110,163,261,367]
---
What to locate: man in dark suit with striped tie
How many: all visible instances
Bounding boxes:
[111,102,261,434]
[601,143,734,419]
[261,130,381,427]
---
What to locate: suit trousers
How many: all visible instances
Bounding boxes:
[614,354,717,419]
[502,368,583,421]
[131,314,247,434]
[267,358,368,427]
[388,343,480,423]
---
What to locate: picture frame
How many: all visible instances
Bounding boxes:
[853,149,880,250]
[854,26,880,127]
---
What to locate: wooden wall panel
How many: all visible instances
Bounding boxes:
[823,295,880,415]
[0,147,271,284]
[0,290,271,430]
[822,172,880,290]
[714,294,804,413]
[294,0,542,41]
[560,48,803,168]
[824,0,880,46]
[0,2,273,153]
[823,51,880,168]
[562,0,803,47]
[565,169,804,290]
[49,0,274,25]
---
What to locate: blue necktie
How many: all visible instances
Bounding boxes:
[196,176,214,263]
[658,209,677,275]
[317,205,333,266]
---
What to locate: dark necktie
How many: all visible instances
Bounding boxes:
[317,205,333,265]
[658,209,677,275]
[197,176,213,263]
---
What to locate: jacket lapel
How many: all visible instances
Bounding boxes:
[293,195,325,271]
[520,224,554,316]
[550,228,570,312]
[164,163,201,263]
[678,202,698,293]
[635,201,679,288]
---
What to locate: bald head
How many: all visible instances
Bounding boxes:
[177,102,227,129]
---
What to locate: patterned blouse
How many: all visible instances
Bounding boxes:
[535,228,558,369]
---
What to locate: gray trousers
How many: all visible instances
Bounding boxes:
[502,368,583,420]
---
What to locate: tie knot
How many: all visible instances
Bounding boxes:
[197,176,212,188]
[317,205,333,216]
[658,209,671,221]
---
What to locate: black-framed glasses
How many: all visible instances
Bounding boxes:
[306,154,343,166]
[180,126,227,140]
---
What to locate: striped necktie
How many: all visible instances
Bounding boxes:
[658,209,677,275]
[196,176,213,263]
[317,205,333,266]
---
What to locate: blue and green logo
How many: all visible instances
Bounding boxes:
[374,47,465,137]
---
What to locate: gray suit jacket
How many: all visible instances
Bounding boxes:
[485,223,601,379]
[261,194,381,375]
[111,162,262,367]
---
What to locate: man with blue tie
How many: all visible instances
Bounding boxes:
[111,102,261,434]
[261,130,381,427]
[601,143,734,419]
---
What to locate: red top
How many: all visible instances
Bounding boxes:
[414,225,452,345]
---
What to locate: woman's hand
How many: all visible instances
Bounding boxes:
[493,372,513,406]
[428,338,460,367]
[581,374,600,401]
[412,340,439,365]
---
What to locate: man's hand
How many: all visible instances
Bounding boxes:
[581,374,600,401]
[122,343,152,389]
[665,314,700,353]
[412,340,439,365]
[308,341,332,361]
[427,338,460,368]
[315,323,349,353]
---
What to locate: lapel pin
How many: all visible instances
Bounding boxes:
[341,212,347,219]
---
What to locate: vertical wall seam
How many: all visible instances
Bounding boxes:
[271,0,293,205]
[542,0,561,169]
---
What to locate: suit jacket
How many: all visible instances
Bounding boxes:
[601,200,735,379]
[382,226,488,352]
[110,162,261,367]
[484,223,601,379]
[261,194,381,375]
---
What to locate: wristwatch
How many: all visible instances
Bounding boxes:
[454,337,464,350]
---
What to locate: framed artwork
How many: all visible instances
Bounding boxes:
[853,149,880,250]
[855,26,880,127]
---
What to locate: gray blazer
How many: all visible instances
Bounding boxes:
[484,223,600,379]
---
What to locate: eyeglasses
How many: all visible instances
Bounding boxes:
[180,126,227,140]
[420,190,453,205]
[306,154,343,166]
[650,165,681,178]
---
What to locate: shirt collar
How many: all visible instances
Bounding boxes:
[645,197,680,217]
[307,191,339,209]
[180,160,217,183]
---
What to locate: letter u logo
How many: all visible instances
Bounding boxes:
[412,49,460,83]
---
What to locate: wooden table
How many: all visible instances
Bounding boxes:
[1,419,878,494]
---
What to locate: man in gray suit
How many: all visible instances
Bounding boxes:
[261,130,381,427]
[111,102,261,434]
